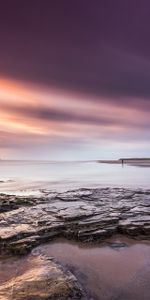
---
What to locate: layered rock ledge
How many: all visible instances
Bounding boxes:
[0,187,150,255]
[0,255,87,300]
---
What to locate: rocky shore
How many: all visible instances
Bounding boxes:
[0,187,150,299]
[0,254,87,300]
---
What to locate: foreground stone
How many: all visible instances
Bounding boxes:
[0,255,87,300]
[0,188,150,254]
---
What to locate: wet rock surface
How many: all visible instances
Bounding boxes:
[0,187,150,299]
[0,187,150,254]
[0,255,87,300]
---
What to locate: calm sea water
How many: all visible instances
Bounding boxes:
[0,160,149,195]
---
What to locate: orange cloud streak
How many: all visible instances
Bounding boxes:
[0,77,149,146]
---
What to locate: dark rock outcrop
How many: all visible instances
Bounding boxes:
[0,188,150,254]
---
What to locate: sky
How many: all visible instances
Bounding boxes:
[0,0,150,160]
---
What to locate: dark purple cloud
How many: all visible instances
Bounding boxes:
[0,0,150,106]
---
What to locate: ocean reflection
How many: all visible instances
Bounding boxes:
[0,160,149,195]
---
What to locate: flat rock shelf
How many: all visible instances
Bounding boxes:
[0,187,150,299]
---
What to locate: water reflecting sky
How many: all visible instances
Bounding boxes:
[0,161,149,194]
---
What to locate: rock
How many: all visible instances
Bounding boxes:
[106,242,128,250]
[0,188,150,254]
[0,255,87,299]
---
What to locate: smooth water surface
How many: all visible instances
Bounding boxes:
[34,237,150,300]
[0,160,150,194]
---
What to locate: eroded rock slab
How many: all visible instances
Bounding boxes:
[0,188,150,254]
[0,255,87,299]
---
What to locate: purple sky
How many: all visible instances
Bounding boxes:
[0,1,150,159]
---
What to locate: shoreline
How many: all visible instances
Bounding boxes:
[0,187,150,299]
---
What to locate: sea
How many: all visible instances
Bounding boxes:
[0,160,149,195]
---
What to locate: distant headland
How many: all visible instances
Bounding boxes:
[98,158,150,167]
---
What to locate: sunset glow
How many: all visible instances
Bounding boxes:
[0,1,150,159]
[0,77,149,159]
